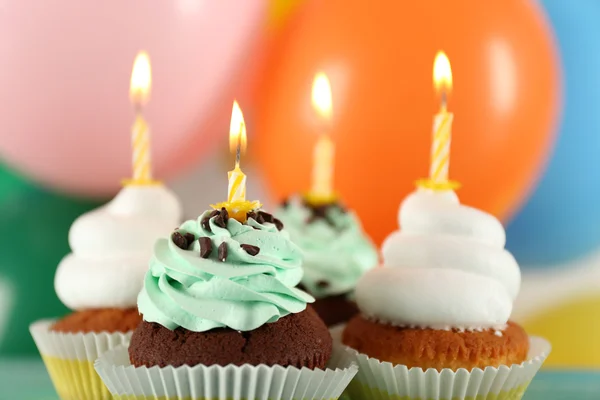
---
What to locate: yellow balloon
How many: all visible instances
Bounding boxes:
[268,0,303,29]
[522,294,600,367]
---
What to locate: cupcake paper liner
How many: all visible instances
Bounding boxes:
[30,319,132,400]
[94,343,359,400]
[329,326,551,400]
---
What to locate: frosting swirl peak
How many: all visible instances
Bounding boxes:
[55,185,182,310]
[138,209,314,332]
[355,189,521,330]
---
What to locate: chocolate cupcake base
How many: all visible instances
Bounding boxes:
[311,294,359,327]
[129,305,332,369]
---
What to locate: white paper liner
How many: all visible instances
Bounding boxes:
[95,343,358,400]
[329,326,551,400]
[30,320,132,361]
[30,319,133,400]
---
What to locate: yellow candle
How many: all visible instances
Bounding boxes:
[430,108,454,183]
[211,100,261,222]
[209,100,261,222]
[418,51,460,191]
[228,101,247,203]
[128,51,154,184]
[228,166,247,203]
[131,115,151,182]
[308,72,336,203]
[311,135,335,197]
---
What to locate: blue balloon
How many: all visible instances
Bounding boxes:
[506,0,600,266]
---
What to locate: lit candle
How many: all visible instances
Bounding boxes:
[228,101,247,203]
[418,51,460,191]
[127,51,156,185]
[211,101,261,222]
[308,72,336,204]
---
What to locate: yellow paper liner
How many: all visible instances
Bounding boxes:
[30,319,132,400]
[347,381,529,400]
[42,356,113,400]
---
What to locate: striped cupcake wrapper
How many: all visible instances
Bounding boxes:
[94,343,358,400]
[30,319,132,400]
[329,326,550,400]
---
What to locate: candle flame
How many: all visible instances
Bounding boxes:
[229,100,247,156]
[130,51,152,106]
[311,72,333,120]
[433,51,452,94]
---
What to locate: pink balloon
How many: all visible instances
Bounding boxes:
[0,1,266,196]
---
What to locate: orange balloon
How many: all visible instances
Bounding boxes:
[254,0,561,245]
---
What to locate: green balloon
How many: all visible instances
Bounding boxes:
[0,166,106,355]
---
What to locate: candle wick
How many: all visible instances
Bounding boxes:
[235,120,245,169]
[440,90,448,112]
[134,101,144,116]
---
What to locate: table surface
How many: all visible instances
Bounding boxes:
[0,359,598,400]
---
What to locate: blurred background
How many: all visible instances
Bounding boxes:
[0,0,598,369]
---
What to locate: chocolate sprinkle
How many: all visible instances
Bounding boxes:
[213,207,229,229]
[240,244,260,256]
[222,207,229,222]
[302,200,347,228]
[258,211,274,223]
[316,280,330,289]
[213,215,225,228]
[201,210,219,232]
[245,211,270,224]
[274,218,284,231]
[251,211,265,224]
[218,242,228,262]
[281,197,290,208]
[199,237,212,258]
[247,210,282,230]
[171,232,188,250]
[184,233,196,247]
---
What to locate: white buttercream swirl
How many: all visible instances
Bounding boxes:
[55,185,181,310]
[355,189,520,330]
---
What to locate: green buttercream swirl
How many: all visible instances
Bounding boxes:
[276,197,379,299]
[138,209,314,332]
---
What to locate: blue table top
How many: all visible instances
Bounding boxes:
[0,359,598,400]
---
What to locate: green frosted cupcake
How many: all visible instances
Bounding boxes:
[276,196,378,326]
[94,207,358,400]
[131,207,332,368]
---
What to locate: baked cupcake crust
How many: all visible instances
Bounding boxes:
[342,315,529,371]
[50,308,142,333]
[129,306,332,368]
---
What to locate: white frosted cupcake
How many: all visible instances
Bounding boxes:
[30,184,181,400]
[334,187,551,400]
